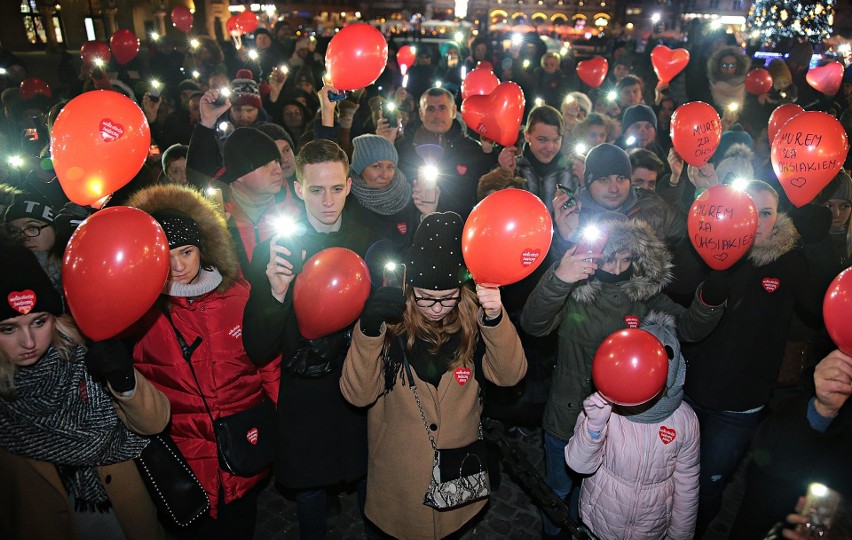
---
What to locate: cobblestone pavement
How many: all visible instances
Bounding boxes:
[254,426,748,539]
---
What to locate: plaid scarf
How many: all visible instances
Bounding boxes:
[0,344,149,511]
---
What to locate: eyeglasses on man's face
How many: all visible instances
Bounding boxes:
[6,223,51,238]
[414,295,460,308]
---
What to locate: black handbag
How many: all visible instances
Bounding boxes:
[134,432,210,529]
[163,308,276,477]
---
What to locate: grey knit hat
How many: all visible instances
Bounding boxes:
[621,104,657,131]
[351,135,399,176]
[818,170,852,204]
[229,75,262,110]
[407,212,466,291]
[584,143,632,185]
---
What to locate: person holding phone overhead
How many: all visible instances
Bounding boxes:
[340,212,527,539]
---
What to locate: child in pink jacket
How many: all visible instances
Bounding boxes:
[565,312,700,539]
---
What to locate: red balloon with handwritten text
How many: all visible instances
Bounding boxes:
[670,101,722,167]
[688,184,758,271]
[771,111,849,208]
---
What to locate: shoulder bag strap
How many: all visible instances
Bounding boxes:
[161,306,216,424]
[398,335,438,452]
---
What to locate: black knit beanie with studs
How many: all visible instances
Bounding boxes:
[406,212,466,290]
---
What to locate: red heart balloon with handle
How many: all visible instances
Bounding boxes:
[462,188,553,286]
[63,207,170,341]
[109,29,139,65]
[592,328,669,406]
[461,67,499,100]
[461,82,525,147]
[670,101,722,167]
[170,6,193,33]
[744,68,773,95]
[806,62,844,97]
[397,45,416,75]
[651,45,690,84]
[771,111,849,208]
[293,248,371,340]
[80,40,111,66]
[688,185,758,271]
[824,268,852,356]
[576,57,608,88]
[325,24,389,91]
[767,103,804,144]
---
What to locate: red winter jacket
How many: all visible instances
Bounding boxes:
[131,278,280,516]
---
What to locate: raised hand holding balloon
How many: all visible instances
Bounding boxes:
[687,185,758,270]
[770,112,849,207]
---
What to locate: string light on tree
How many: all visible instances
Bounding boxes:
[747,0,834,44]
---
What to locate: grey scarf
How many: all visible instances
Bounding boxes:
[0,345,149,511]
[167,267,223,298]
[350,169,412,216]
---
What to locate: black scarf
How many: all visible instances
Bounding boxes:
[0,345,149,511]
[594,265,634,283]
[523,144,562,178]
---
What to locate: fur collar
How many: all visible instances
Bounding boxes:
[570,219,673,303]
[748,213,799,267]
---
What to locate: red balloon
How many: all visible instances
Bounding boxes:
[226,16,241,36]
[461,82,525,147]
[806,61,844,97]
[325,24,389,91]
[476,61,494,71]
[63,207,169,341]
[462,188,552,286]
[51,90,151,206]
[771,112,849,208]
[767,103,804,144]
[292,248,371,340]
[170,6,193,33]
[824,268,852,356]
[651,45,690,84]
[19,78,51,101]
[80,40,111,66]
[461,67,499,100]
[236,11,259,34]
[688,185,758,270]
[576,57,608,88]
[670,101,722,167]
[744,68,773,95]
[397,45,416,75]
[110,29,139,65]
[592,329,669,406]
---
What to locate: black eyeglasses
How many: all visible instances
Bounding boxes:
[6,223,51,238]
[414,295,460,308]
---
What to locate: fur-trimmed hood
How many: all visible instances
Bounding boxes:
[571,218,673,303]
[127,184,239,293]
[707,46,749,83]
[748,212,799,267]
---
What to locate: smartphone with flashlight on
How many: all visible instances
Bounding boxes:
[795,483,842,537]
[418,165,439,204]
[574,225,608,263]
[383,262,406,290]
[382,101,399,128]
[212,87,231,107]
[555,183,577,211]
[275,218,305,274]
[149,81,162,102]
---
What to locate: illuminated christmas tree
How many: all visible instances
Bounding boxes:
[746,0,835,44]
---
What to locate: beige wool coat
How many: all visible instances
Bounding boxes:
[340,312,527,539]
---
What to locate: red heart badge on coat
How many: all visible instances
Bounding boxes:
[520,249,541,268]
[624,315,639,328]
[99,118,125,142]
[8,290,36,314]
[456,164,468,175]
[762,277,780,293]
[396,222,407,235]
[454,367,471,386]
[246,427,259,445]
[659,426,676,445]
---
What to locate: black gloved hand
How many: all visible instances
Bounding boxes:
[701,269,730,306]
[360,287,406,337]
[789,204,832,245]
[85,338,136,393]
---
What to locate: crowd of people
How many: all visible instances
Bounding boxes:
[0,19,851,540]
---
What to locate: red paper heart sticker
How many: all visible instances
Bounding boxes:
[8,290,36,314]
[659,426,676,445]
[520,249,541,268]
[454,367,471,386]
[624,315,639,328]
[246,427,259,445]
[762,277,780,293]
[99,118,125,142]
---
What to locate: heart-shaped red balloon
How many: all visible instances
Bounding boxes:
[80,40,111,66]
[670,101,721,167]
[170,6,193,33]
[397,45,416,75]
[688,185,758,271]
[109,29,139,65]
[806,61,844,97]
[461,67,499,100]
[771,111,849,208]
[325,24,389,91]
[592,329,669,406]
[651,45,690,84]
[744,68,773,95]
[462,188,553,286]
[461,82,525,147]
[576,57,608,88]
[767,103,804,144]
[824,267,852,356]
